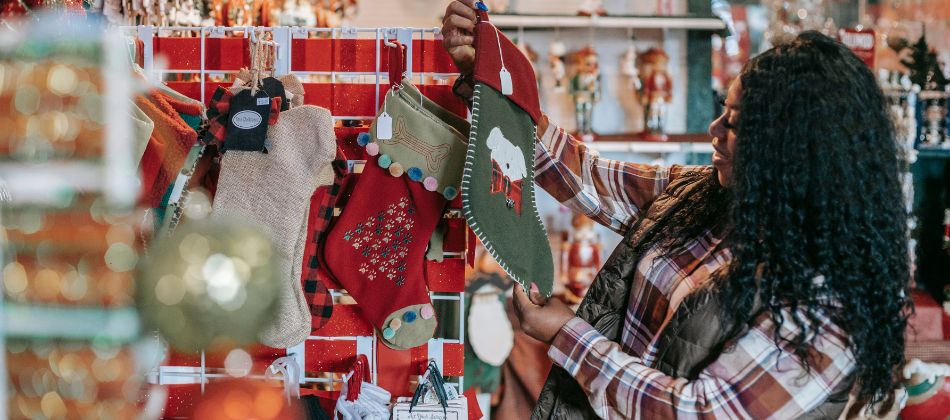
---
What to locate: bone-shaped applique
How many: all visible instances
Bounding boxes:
[382,116,451,172]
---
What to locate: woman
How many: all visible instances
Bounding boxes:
[442,1,912,418]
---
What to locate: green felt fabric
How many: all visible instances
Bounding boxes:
[462,84,554,297]
[369,81,470,198]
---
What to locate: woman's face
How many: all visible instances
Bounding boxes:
[708,80,741,187]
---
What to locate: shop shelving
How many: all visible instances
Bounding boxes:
[589,141,714,154]
[586,133,715,154]
[490,13,725,31]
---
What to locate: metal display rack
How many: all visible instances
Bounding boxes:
[129,25,471,414]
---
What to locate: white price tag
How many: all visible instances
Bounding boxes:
[256,97,270,106]
[377,111,393,140]
[499,67,513,95]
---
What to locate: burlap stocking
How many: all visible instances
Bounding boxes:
[212,103,336,348]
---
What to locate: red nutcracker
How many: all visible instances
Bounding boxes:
[638,48,673,141]
[560,214,603,303]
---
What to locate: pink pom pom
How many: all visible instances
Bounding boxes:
[420,304,435,320]
[365,142,380,156]
[423,177,438,191]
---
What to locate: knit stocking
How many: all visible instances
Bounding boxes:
[211,103,336,348]
[319,157,445,350]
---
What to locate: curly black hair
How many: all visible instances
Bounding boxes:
[641,31,913,411]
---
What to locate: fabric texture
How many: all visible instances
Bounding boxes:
[531,123,858,419]
[211,104,336,349]
[368,80,470,199]
[471,10,541,122]
[463,83,553,296]
[301,158,348,331]
[135,90,199,208]
[203,86,282,151]
[129,100,155,164]
[319,158,443,350]
[463,10,553,296]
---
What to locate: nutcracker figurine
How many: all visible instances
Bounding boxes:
[638,47,673,140]
[560,214,602,303]
[549,40,568,92]
[578,0,606,16]
[621,43,641,90]
[570,46,601,141]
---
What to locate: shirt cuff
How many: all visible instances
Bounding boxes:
[547,317,605,376]
[537,118,561,151]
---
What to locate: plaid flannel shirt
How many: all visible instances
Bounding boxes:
[534,122,856,419]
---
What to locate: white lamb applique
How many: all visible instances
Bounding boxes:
[486,127,527,214]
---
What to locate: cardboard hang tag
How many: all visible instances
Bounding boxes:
[224,88,272,152]
[376,111,393,140]
[499,67,513,95]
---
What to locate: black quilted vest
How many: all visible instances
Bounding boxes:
[531,172,850,419]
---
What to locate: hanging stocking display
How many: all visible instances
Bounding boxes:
[211,103,337,349]
[319,43,466,349]
[463,4,554,296]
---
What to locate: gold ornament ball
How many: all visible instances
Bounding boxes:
[136,220,279,353]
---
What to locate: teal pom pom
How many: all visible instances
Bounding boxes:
[382,327,395,339]
[443,186,458,200]
[357,132,371,146]
[378,154,392,169]
[402,311,417,323]
[407,167,423,182]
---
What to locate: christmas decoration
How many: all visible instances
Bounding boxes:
[336,355,391,419]
[464,6,554,297]
[136,220,280,352]
[560,214,602,303]
[467,282,514,366]
[577,0,606,16]
[637,47,673,141]
[319,157,443,350]
[570,46,601,140]
[277,0,316,27]
[549,40,568,92]
[900,359,950,419]
[187,379,304,419]
[761,0,833,46]
[211,102,337,348]
[621,40,642,91]
[366,80,470,200]
[902,35,949,91]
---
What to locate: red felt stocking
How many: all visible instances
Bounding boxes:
[319,158,444,350]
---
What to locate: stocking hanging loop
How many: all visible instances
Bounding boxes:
[386,39,407,91]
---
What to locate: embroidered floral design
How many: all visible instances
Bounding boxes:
[341,197,416,286]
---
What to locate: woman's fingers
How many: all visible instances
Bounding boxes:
[443,34,474,49]
[444,13,475,33]
[444,0,477,23]
[528,283,549,305]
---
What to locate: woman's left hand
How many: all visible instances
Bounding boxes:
[512,283,576,344]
